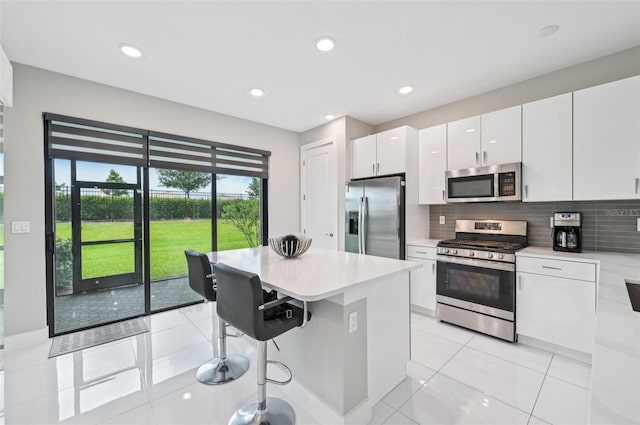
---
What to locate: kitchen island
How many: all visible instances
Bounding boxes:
[208,246,421,424]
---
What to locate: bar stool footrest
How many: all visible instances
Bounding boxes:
[265,360,292,385]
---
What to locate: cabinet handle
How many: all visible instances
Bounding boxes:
[377,163,380,174]
[524,185,528,199]
[518,275,523,290]
[372,164,375,174]
[432,263,436,274]
[636,178,639,194]
[442,190,445,201]
[542,265,562,271]
[475,152,479,165]
[483,151,487,165]
[415,250,427,254]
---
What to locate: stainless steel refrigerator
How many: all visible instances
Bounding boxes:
[345,176,405,260]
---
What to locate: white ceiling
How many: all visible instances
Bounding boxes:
[1,1,640,133]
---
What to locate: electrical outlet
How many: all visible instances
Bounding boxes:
[550,217,554,228]
[637,218,640,232]
[439,216,446,225]
[348,311,358,334]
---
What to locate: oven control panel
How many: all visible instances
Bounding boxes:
[437,247,515,263]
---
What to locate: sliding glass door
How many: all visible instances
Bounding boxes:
[45,114,270,337]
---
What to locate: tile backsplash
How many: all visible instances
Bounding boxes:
[429,200,640,254]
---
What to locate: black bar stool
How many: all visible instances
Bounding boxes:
[214,263,310,425]
[184,250,249,385]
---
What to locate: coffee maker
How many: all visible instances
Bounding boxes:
[553,212,582,253]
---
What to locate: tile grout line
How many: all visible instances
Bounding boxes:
[529,352,554,420]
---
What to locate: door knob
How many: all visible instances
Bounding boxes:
[325,233,334,237]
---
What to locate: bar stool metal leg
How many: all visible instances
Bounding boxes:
[196,315,249,385]
[229,341,295,425]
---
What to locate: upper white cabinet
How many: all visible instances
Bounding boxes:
[522,93,573,202]
[0,45,13,107]
[418,124,447,205]
[447,116,481,170]
[351,126,408,179]
[481,105,522,166]
[573,75,640,200]
[447,106,521,170]
[351,135,377,179]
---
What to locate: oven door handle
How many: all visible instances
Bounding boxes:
[436,254,515,272]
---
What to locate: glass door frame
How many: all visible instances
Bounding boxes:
[71,178,143,294]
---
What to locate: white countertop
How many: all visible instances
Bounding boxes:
[407,239,441,248]
[518,246,640,424]
[208,246,421,302]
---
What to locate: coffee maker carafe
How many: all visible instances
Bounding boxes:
[553,212,582,253]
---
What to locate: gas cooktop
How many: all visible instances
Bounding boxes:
[438,238,528,253]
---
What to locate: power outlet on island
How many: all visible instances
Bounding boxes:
[637,218,640,232]
[439,216,446,225]
[348,311,358,334]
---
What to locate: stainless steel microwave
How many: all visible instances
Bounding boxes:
[445,162,522,203]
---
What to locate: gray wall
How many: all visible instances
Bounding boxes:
[429,200,640,253]
[4,64,301,337]
[376,46,640,132]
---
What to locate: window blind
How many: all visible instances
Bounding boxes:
[44,114,270,178]
[44,113,148,166]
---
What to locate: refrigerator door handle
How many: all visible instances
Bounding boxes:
[358,197,363,254]
[362,196,368,254]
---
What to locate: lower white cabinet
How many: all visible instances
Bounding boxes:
[408,245,437,315]
[516,258,597,354]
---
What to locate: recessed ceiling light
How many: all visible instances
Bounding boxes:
[538,25,559,38]
[390,136,398,140]
[325,114,336,120]
[249,88,265,97]
[119,43,142,58]
[398,85,414,95]
[488,140,497,144]
[316,37,335,52]
[466,128,476,133]
[431,150,439,154]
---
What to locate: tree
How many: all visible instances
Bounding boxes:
[103,169,127,196]
[222,198,261,247]
[246,177,260,199]
[156,169,210,198]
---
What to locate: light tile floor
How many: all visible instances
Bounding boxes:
[0,307,592,425]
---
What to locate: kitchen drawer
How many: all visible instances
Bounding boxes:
[407,245,437,260]
[516,256,597,282]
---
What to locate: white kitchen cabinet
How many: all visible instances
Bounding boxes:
[351,134,377,179]
[481,105,521,166]
[447,106,521,170]
[516,256,597,355]
[418,124,447,205]
[573,75,640,200]
[351,126,408,179]
[522,93,573,202]
[377,127,408,177]
[407,245,437,316]
[447,116,481,170]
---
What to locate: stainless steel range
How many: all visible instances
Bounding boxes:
[436,219,527,342]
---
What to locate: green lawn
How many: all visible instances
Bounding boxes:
[55,219,253,281]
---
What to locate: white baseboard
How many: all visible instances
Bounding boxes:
[411,305,435,317]
[518,334,592,364]
[5,327,49,351]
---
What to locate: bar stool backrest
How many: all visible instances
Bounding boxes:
[184,249,217,302]
[214,263,268,341]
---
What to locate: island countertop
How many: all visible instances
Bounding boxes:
[208,246,421,302]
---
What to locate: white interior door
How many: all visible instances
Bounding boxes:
[301,138,338,250]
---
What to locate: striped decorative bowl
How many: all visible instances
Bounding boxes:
[268,234,312,258]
